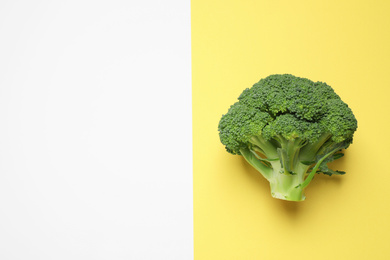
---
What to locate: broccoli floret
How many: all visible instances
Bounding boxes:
[218,74,357,201]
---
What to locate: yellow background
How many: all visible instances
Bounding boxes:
[192,0,390,259]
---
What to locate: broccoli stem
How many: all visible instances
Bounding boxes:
[277,137,304,174]
[269,161,310,201]
[299,133,331,161]
[241,145,311,201]
[249,136,279,158]
[240,148,273,180]
[241,134,344,201]
[300,147,341,189]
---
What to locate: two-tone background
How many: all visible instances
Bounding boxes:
[1,0,390,259]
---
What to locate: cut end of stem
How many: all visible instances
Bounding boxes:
[271,191,306,201]
[270,177,306,201]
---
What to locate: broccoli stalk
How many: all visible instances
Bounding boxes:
[218,74,357,201]
[239,147,309,201]
[238,133,343,201]
[239,138,343,201]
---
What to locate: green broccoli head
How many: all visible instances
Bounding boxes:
[218,74,357,201]
[218,102,273,154]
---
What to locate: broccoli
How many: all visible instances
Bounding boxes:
[218,74,357,201]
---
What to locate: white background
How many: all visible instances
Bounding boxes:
[0,0,192,259]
